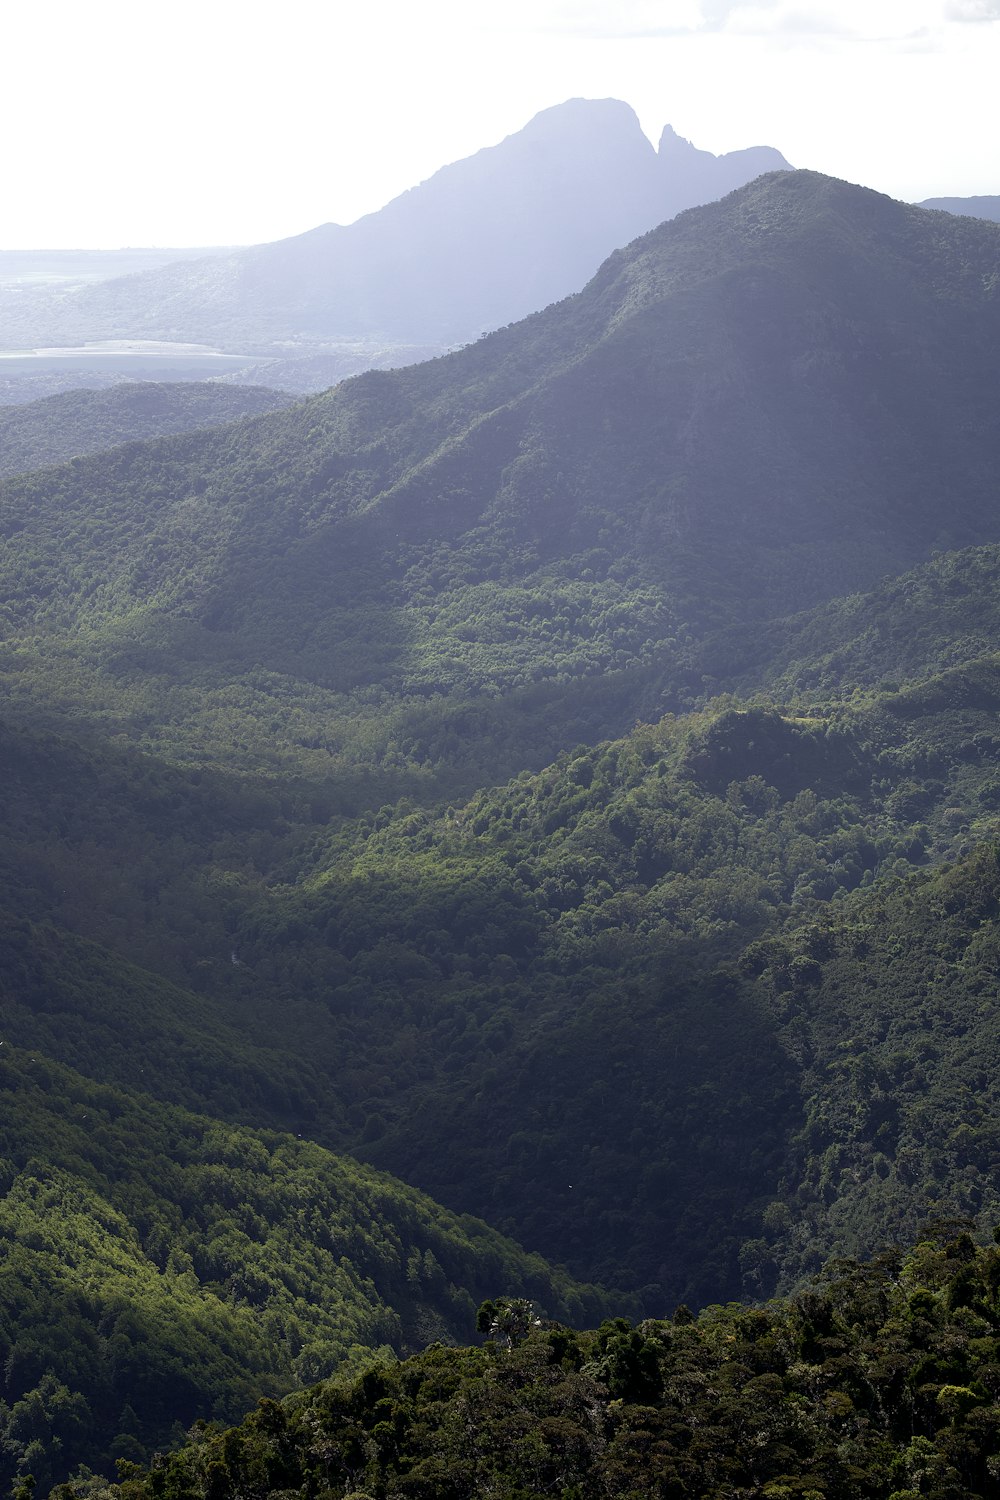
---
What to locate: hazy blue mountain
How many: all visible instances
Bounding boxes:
[656,123,788,205]
[0,368,126,404]
[0,381,294,478]
[0,99,790,367]
[919,194,1000,221]
[0,245,236,289]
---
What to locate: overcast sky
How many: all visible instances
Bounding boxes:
[3,0,999,248]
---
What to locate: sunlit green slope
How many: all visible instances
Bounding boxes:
[0,1043,607,1493]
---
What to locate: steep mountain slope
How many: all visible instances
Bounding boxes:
[690,543,1000,703]
[0,1044,605,1492]
[0,100,789,355]
[747,846,1000,1288]
[6,647,1000,1310]
[226,672,1000,1300]
[0,383,293,479]
[1,171,999,799]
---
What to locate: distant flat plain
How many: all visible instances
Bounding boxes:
[0,340,261,379]
[0,248,263,386]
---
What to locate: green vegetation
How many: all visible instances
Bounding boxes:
[0,385,293,481]
[104,1228,1000,1500]
[2,173,1000,801]
[699,545,1000,705]
[4,173,1000,1493]
[0,1044,607,1493]
[745,845,1000,1288]
[6,672,1000,1310]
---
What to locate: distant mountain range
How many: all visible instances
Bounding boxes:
[919,194,1000,222]
[0,99,789,386]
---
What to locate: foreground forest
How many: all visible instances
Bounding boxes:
[4,170,1000,1492]
[108,1228,1000,1500]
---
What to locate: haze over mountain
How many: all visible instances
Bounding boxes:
[919,193,1000,223]
[0,99,789,385]
[0,382,294,479]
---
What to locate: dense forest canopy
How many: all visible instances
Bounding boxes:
[109,1229,1000,1500]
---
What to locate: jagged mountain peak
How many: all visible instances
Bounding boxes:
[0,98,791,363]
[654,120,792,212]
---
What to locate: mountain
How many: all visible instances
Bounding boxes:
[4,172,1000,1294]
[919,194,1000,222]
[11,608,1000,1307]
[657,121,789,202]
[9,167,1000,1490]
[0,246,236,287]
[0,99,790,365]
[0,382,294,479]
[1,171,999,794]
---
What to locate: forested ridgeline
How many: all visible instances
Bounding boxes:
[3,175,1000,799]
[0,386,295,483]
[100,1229,1000,1500]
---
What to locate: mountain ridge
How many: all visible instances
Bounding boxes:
[919,193,1000,222]
[0,98,790,367]
[3,171,1000,798]
[0,382,294,479]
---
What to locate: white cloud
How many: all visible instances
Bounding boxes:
[705,3,852,34]
[506,1,704,38]
[522,1,952,41]
[696,1,951,37]
[945,0,1000,19]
